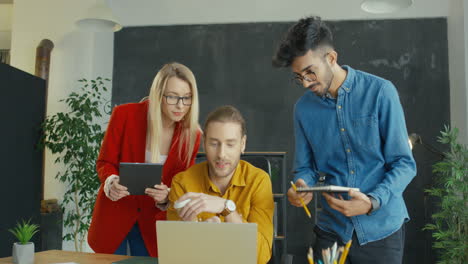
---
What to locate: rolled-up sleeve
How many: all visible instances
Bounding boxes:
[367,82,417,207]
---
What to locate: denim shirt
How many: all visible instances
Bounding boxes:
[293,65,417,245]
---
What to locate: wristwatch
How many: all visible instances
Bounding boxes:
[219,199,236,217]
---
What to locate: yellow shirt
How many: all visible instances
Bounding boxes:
[167,160,274,264]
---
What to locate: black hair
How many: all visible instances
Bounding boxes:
[272,16,334,68]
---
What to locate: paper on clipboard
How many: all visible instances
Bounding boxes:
[296,185,360,193]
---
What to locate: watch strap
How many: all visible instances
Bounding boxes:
[218,199,235,217]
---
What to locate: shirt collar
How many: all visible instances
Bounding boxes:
[339,65,354,94]
[203,161,246,194]
[316,65,354,100]
[230,161,246,187]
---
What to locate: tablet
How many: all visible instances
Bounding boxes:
[119,163,163,195]
[296,185,360,193]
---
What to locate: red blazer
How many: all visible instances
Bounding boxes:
[87,100,201,257]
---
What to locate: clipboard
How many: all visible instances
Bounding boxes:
[296,185,360,193]
[119,162,163,195]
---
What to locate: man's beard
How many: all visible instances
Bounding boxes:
[309,65,334,97]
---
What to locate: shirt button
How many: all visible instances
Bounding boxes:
[137,208,141,212]
[346,149,351,153]
[350,170,355,174]
[341,128,345,132]
[338,105,342,109]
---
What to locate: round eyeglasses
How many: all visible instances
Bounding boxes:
[292,69,317,86]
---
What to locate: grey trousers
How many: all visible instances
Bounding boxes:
[313,224,405,264]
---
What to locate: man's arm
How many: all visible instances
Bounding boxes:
[248,172,274,264]
[323,82,416,217]
[293,104,319,186]
[367,82,417,208]
[174,192,243,222]
[167,173,186,220]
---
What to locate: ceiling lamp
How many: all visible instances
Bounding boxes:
[76,0,122,32]
[361,0,413,14]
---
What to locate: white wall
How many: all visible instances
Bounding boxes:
[0,3,12,49]
[10,0,113,252]
[109,0,449,26]
[9,0,466,253]
[448,0,468,144]
[463,0,468,144]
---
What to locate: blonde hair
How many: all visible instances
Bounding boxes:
[145,62,200,167]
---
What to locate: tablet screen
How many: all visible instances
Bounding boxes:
[119,163,163,195]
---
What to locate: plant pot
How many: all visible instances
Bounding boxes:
[12,242,34,264]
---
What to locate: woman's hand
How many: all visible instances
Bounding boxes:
[145,183,170,204]
[107,177,130,201]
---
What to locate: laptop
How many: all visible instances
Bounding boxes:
[157,221,257,264]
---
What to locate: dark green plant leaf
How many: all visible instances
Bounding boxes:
[38,78,110,251]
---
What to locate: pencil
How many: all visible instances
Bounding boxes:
[290,181,312,218]
[338,240,352,264]
[323,248,330,264]
[331,242,337,261]
[307,247,314,264]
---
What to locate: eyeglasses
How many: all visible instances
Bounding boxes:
[163,95,192,106]
[292,52,330,86]
[292,69,317,86]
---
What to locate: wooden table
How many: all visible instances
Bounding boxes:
[0,250,131,264]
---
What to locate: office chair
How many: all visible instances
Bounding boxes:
[241,155,272,176]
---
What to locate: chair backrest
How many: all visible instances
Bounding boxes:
[241,155,272,176]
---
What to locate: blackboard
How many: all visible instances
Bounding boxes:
[113,18,449,264]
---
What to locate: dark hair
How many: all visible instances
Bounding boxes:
[272,16,334,68]
[203,105,246,136]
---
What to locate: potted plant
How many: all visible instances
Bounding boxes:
[38,77,109,251]
[424,126,468,264]
[8,219,39,264]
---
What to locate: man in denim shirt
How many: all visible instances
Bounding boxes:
[273,16,416,263]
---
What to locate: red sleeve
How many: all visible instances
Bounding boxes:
[188,129,202,167]
[96,105,126,183]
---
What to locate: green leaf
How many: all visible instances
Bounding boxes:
[424,126,468,264]
[38,77,110,251]
[8,219,39,244]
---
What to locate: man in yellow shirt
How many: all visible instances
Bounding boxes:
[167,105,274,264]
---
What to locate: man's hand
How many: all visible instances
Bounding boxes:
[204,216,221,223]
[145,183,170,204]
[322,189,372,217]
[175,192,226,221]
[287,179,313,207]
[108,178,130,201]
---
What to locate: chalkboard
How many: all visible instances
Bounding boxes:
[113,18,449,264]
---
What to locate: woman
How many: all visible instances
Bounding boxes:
[88,62,201,257]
